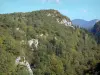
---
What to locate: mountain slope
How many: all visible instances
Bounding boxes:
[92,21,100,44]
[0,9,100,75]
[72,19,99,29]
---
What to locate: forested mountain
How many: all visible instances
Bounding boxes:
[92,21,100,44]
[0,9,100,75]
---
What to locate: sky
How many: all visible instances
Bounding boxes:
[0,0,100,21]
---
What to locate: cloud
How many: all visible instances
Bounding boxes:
[81,9,88,13]
[56,0,60,3]
[41,0,60,4]
[83,10,87,13]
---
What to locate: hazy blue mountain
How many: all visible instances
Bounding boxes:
[72,19,99,29]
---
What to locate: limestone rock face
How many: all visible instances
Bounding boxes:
[15,56,33,75]
[28,39,38,49]
[56,18,74,28]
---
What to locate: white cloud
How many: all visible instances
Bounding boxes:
[80,9,88,13]
[83,10,87,13]
[41,0,60,4]
[56,0,60,3]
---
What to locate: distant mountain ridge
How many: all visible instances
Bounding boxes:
[72,19,99,29]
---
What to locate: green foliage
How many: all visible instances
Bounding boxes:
[0,9,100,75]
[92,21,100,44]
[0,50,15,75]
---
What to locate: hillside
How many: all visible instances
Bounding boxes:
[0,9,100,75]
[92,21,100,44]
[72,19,99,29]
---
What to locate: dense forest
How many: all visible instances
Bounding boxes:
[0,9,100,75]
[92,21,100,44]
